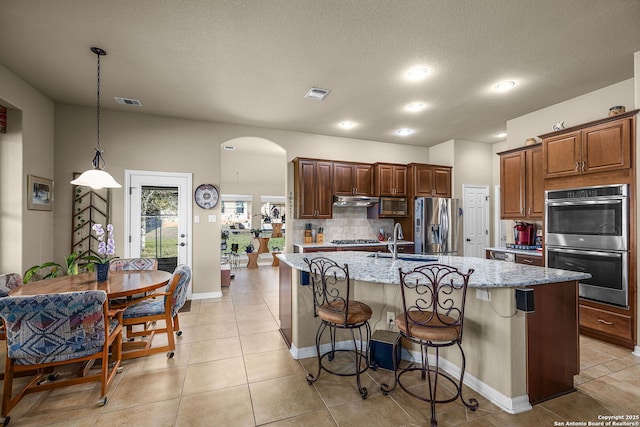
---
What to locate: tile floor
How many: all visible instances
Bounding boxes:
[1,266,639,426]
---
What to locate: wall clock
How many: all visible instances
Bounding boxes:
[194,184,219,209]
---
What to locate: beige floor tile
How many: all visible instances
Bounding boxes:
[244,348,305,382]
[539,390,614,421]
[176,385,255,427]
[329,394,414,427]
[106,366,187,411]
[240,330,288,355]
[94,398,180,427]
[188,336,243,364]
[178,320,238,343]
[262,409,337,426]
[195,309,237,325]
[250,374,326,425]
[237,314,280,335]
[182,356,247,396]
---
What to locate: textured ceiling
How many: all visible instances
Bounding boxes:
[1,0,639,147]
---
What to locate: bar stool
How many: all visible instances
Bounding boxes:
[381,263,478,426]
[304,257,372,399]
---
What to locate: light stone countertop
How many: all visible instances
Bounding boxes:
[277,251,590,288]
[293,240,413,249]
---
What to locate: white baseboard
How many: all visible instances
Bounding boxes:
[292,340,532,415]
[632,345,640,357]
[191,291,223,300]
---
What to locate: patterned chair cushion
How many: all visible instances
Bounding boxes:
[122,265,191,319]
[0,273,22,297]
[0,290,107,365]
[109,258,157,272]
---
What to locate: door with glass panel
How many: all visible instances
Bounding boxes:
[125,171,192,293]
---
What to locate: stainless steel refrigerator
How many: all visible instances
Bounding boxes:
[414,197,462,255]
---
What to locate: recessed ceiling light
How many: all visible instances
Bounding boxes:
[339,121,356,129]
[405,66,429,81]
[405,102,426,112]
[494,132,507,138]
[395,128,414,136]
[495,80,516,91]
[223,145,236,151]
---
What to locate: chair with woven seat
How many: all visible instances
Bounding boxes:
[304,257,372,399]
[120,265,191,360]
[109,257,158,272]
[381,263,478,426]
[0,290,123,424]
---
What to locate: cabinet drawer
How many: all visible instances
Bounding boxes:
[579,304,632,341]
[515,254,543,266]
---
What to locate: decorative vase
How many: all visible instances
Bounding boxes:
[96,263,109,282]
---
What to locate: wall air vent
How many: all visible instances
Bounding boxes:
[304,87,330,101]
[114,97,142,106]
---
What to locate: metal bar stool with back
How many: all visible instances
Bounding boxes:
[304,257,372,399]
[381,263,479,426]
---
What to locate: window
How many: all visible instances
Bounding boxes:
[260,195,285,229]
[221,194,252,230]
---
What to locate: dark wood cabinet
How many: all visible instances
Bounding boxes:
[333,162,372,196]
[409,163,452,198]
[515,253,543,266]
[499,145,543,219]
[542,111,634,179]
[373,163,407,196]
[293,158,333,219]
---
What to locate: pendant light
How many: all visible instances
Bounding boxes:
[70,47,121,189]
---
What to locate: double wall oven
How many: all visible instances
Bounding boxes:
[545,184,629,308]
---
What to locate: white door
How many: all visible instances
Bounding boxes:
[463,184,489,258]
[125,170,193,295]
[494,185,508,247]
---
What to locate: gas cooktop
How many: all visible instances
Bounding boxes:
[330,239,381,245]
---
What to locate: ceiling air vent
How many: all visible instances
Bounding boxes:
[114,97,142,106]
[304,87,330,101]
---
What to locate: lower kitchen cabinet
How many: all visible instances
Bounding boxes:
[515,253,543,266]
[579,302,634,348]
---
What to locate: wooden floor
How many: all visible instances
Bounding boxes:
[1,265,639,426]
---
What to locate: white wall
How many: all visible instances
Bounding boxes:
[0,63,55,275]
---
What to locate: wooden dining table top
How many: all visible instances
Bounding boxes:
[10,270,172,299]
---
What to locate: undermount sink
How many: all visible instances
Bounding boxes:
[367,253,438,262]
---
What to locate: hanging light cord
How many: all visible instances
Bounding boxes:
[92,49,105,170]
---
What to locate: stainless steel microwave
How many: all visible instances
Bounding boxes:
[378,197,408,217]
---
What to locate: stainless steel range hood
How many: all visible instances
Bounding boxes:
[333,195,378,207]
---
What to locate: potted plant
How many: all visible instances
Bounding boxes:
[23,251,81,283]
[84,223,118,281]
[245,244,254,253]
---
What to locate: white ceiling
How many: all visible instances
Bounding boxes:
[1,0,639,147]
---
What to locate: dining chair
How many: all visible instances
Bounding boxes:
[109,257,158,271]
[381,263,478,426]
[120,265,191,360]
[0,290,123,425]
[304,257,372,399]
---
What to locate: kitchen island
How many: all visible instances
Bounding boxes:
[277,251,591,413]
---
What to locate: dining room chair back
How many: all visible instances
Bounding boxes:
[0,273,22,297]
[121,264,191,360]
[380,263,478,426]
[109,258,158,272]
[0,290,123,423]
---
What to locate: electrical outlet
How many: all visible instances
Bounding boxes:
[386,311,395,325]
[476,289,491,302]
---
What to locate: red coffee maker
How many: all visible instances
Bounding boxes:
[514,222,535,246]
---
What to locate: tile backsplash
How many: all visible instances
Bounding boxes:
[289,207,394,243]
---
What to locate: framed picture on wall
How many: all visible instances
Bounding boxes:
[27,175,53,211]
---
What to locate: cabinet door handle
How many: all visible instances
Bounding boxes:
[522,259,533,264]
[597,319,613,326]
[528,206,532,216]
[575,161,579,171]
[581,161,586,172]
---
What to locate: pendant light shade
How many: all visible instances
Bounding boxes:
[70,47,121,189]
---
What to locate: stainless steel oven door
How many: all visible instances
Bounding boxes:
[545,196,627,251]
[546,246,628,308]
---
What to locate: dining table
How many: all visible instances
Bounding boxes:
[10,270,172,299]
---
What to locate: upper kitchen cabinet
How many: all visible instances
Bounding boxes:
[499,145,543,219]
[373,163,407,197]
[293,158,333,219]
[333,162,372,196]
[408,163,452,198]
[541,110,638,179]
